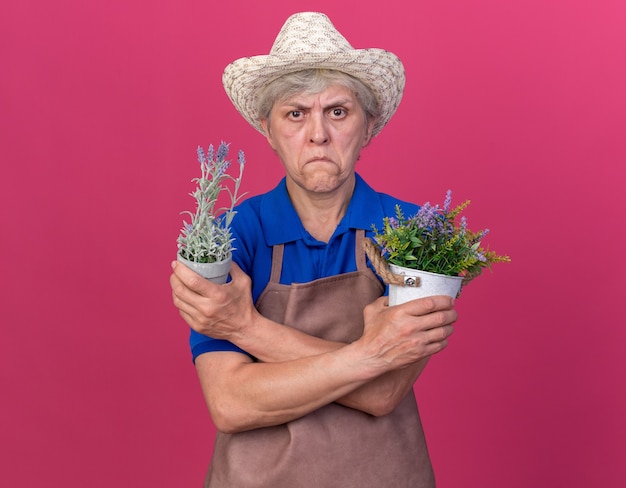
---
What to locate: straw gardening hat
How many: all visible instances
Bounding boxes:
[222,12,406,137]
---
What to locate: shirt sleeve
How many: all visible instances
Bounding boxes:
[189,330,251,361]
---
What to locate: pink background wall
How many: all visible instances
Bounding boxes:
[2,0,625,486]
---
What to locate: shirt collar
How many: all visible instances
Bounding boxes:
[343,173,387,232]
[260,173,386,246]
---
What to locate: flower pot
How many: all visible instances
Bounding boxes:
[388,264,463,306]
[176,253,232,284]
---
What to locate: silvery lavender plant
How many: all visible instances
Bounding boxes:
[177,142,245,263]
[371,190,509,281]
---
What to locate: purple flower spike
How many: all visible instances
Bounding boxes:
[444,189,452,213]
[460,216,467,235]
[476,229,490,241]
[197,146,206,165]
[216,141,229,162]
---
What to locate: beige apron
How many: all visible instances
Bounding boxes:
[205,231,435,487]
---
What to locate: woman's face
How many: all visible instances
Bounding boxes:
[261,84,375,195]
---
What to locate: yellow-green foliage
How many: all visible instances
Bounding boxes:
[372,191,510,280]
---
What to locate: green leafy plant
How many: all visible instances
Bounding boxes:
[372,190,510,281]
[177,142,245,263]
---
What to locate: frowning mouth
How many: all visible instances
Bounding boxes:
[306,156,333,164]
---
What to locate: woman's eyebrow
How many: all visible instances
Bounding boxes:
[323,98,353,109]
[279,97,355,110]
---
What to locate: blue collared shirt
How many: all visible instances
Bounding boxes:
[189,173,419,360]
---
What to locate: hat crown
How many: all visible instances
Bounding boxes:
[222,12,405,137]
[270,12,353,56]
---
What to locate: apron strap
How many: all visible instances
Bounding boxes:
[269,244,284,284]
[269,230,366,284]
[355,229,366,271]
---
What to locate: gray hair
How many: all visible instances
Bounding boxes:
[255,69,379,128]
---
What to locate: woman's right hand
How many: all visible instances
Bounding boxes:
[170,260,257,342]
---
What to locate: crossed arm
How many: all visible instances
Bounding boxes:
[170,261,457,433]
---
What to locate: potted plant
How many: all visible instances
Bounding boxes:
[176,141,245,284]
[364,190,510,305]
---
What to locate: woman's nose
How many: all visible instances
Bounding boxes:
[308,113,329,144]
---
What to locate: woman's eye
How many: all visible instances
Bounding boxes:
[289,110,302,119]
[331,108,346,118]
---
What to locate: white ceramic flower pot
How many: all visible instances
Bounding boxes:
[388,264,463,306]
[177,253,232,284]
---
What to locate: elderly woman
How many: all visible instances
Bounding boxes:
[170,12,457,488]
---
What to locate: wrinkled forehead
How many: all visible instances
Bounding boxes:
[274,84,361,108]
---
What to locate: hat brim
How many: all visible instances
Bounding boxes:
[222,48,405,137]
